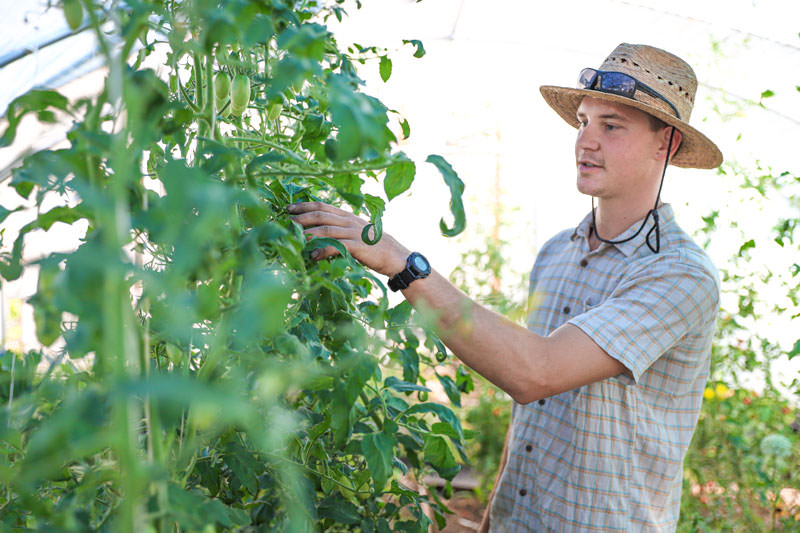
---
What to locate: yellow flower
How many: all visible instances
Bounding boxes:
[715,383,731,399]
[704,387,715,400]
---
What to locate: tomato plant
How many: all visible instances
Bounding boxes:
[0,1,469,531]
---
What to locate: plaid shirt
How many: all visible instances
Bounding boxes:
[489,204,720,532]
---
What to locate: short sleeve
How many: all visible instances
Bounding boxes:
[567,253,720,382]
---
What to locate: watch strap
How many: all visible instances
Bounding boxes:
[388,268,416,291]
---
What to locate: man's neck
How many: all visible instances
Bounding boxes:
[588,197,662,251]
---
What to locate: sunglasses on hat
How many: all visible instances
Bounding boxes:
[578,68,681,120]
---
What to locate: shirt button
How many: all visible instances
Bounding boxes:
[579,258,588,267]
[519,489,528,496]
[525,444,533,452]
[562,305,571,314]
[538,399,546,406]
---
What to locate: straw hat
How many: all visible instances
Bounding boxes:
[540,43,722,169]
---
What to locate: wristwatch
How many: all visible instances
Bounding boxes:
[388,252,431,292]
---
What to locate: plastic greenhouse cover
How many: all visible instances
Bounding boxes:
[0,0,106,116]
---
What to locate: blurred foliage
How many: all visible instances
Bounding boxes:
[0,1,469,531]
[679,152,800,529]
[449,209,523,502]
[679,35,800,529]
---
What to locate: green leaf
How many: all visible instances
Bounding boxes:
[398,347,420,383]
[430,422,460,440]
[384,159,416,201]
[361,426,395,490]
[422,434,459,480]
[388,301,413,325]
[404,402,464,441]
[362,194,385,245]
[426,155,466,237]
[789,338,800,360]
[385,376,430,393]
[306,237,355,267]
[224,441,261,496]
[245,151,287,175]
[0,204,21,225]
[737,239,755,256]
[28,206,88,232]
[379,55,393,82]
[333,173,365,210]
[760,89,775,99]
[166,484,251,529]
[0,90,69,147]
[317,495,362,524]
[400,118,411,139]
[436,373,461,407]
[403,39,426,58]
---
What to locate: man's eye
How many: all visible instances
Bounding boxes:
[605,124,618,131]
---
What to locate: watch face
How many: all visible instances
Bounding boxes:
[411,254,430,274]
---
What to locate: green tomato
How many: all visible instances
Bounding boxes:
[214,72,230,101]
[231,74,250,115]
[267,102,283,121]
[63,0,83,31]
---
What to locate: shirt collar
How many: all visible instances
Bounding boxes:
[570,203,675,257]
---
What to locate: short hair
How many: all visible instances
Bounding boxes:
[647,113,669,132]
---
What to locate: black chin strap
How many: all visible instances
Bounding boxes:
[590,127,676,254]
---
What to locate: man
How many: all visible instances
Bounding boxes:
[289,43,722,531]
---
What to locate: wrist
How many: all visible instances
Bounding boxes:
[382,245,412,278]
[388,251,431,292]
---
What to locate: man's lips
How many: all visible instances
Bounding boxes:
[578,160,604,171]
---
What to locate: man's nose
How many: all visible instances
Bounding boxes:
[576,122,600,151]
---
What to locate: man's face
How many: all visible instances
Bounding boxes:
[574,96,667,201]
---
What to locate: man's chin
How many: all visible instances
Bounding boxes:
[576,177,601,197]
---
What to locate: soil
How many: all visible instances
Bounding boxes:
[439,491,486,532]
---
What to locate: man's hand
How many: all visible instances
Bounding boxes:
[287,201,410,278]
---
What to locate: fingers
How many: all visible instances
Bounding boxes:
[310,244,345,261]
[288,204,363,234]
[285,202,372,265]
[287,201,350,219]
[303,224,352,240]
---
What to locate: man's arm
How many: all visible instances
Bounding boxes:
[288,201,628,404]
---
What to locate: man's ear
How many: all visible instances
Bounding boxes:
[658,126,683,161]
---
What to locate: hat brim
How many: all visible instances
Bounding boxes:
[539,85,723,169]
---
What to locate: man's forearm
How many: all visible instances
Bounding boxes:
[400,269,551,404]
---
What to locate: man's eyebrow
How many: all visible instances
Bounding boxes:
[576,111,629,121]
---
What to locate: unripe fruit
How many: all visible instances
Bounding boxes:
[63,0,83,31]
[214,72,230,101]
[231,74,250,116]
[267,102,283,121]
[214,72,231,116]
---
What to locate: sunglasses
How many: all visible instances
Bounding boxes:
[578,68,681,120]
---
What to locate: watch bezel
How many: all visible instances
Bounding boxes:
[388,252,431,291]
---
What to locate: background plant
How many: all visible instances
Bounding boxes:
[0,1,470,531]
[678,46,800,529]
